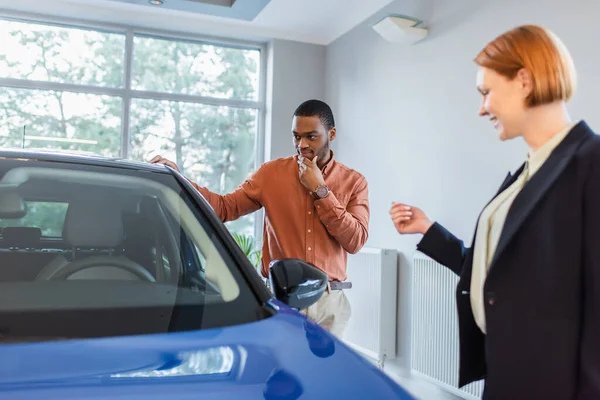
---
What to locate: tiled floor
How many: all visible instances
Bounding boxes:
[387,368,474,400]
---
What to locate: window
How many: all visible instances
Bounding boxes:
[0,20,125,87]
[0,17,265,237]
[0,201,68,237]
[129,100,258,235]
[0,88,122,156]
[132,36,260,101]
[0,157,264,340]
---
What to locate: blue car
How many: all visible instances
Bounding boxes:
[0,151,414,399]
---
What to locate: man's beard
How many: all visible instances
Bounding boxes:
[318,143,330,161]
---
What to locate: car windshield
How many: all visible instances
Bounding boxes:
[0,157,264,342]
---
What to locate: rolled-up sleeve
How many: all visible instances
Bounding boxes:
[315,176,369,254]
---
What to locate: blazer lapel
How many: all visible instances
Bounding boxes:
[489,121,592,269]
[495,164,525,197]
[459,164,525,282]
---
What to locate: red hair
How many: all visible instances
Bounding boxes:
[474,25,576,107]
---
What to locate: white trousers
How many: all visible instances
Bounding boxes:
[301,289,352,338]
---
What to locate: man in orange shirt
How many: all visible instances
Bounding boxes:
[150,99,370,337]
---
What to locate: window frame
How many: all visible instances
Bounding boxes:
[0,11,267,240]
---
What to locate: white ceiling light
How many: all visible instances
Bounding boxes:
[148,0,164,5]
[372,15,428,45]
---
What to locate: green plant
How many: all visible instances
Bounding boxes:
[232,232,261,270]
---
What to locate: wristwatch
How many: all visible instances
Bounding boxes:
[315,184,330,199]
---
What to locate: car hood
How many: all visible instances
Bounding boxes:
[0,300,413,399]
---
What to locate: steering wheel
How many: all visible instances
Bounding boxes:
[45,255,156,282]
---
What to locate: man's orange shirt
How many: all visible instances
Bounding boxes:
[191,152,370,281]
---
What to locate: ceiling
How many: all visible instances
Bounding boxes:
[111,0,272,21]
[0,0,395,45]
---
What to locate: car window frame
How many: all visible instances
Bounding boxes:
[167,168,272,305]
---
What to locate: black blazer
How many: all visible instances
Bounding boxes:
[416,121,600,400]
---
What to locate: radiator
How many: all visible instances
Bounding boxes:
[342,247,398,368]
[411,253,484,399]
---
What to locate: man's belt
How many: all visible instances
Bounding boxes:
[328,281,352,290]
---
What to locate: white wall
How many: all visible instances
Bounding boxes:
[265,39,327,161]
[325,0,600,374]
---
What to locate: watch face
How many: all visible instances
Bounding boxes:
[316,186,328,198]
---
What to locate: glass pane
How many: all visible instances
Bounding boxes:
[0,201,68,237]
[132,36,260,101]
[0,19,125,87]
[129,99,258,236]
[0,87,122,157]
[0,158,264,339]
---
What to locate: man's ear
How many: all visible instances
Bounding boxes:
[329,127,336,141]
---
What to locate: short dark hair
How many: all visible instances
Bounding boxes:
[293,99,335,131]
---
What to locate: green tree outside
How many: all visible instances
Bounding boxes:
[0,20,260,238]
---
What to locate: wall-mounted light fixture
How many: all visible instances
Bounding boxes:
[372,15,428,45]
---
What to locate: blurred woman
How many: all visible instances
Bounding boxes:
[391,25,600,399]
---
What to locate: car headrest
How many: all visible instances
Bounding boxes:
[0,189,26,219]
[1,227,41,247]
[63,198,124,248]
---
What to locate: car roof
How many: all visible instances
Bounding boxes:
[0,149,170,174]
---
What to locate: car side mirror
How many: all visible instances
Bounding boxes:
[268,259,328,310]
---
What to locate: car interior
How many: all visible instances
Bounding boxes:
[0,165,239,302]
[0,184,185,284]
[0,163,266,339]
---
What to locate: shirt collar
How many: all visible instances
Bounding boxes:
[527,120,578,177]
[321,150,335,176]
